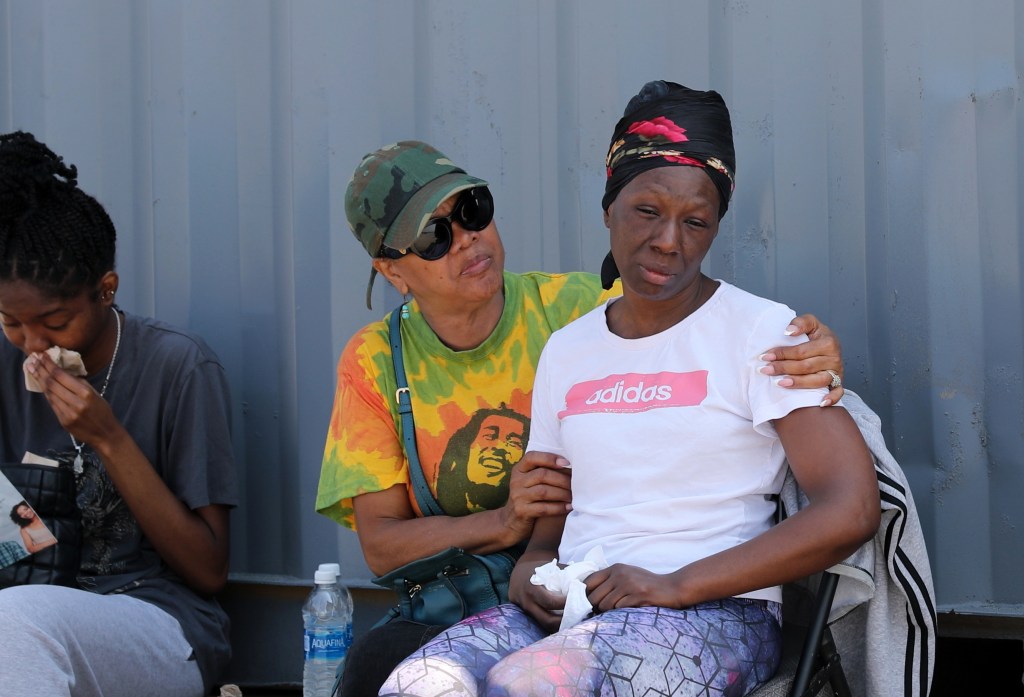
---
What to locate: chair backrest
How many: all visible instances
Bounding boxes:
[747,571,851,697]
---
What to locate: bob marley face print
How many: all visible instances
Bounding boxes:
[435,405,529,515]
[466,414,526,487]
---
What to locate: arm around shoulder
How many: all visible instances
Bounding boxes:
[761,313,846,405]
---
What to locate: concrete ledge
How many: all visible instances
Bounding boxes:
[218,574,397,689]
[938,611,1024,640]
[216,577,1024,688]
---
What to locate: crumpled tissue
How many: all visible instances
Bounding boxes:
[24,346,87,392]
[530,546,608,631]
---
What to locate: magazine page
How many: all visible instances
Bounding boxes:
[0,468,58,569]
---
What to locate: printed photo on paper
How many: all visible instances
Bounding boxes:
[0,469,58,569]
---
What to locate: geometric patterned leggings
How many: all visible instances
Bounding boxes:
[380,598,782,697]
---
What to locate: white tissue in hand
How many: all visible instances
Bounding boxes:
[530,546,609,631]
[561,578,595,632]
[530,548,606,593]
[24,346,87,392]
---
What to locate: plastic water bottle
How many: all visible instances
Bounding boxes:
[302,564,353,697]
[318,562,342,585]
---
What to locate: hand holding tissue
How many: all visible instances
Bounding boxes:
[24,346,87,392]
[530,546,608,631]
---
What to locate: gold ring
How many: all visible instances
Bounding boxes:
[825,369,842,390]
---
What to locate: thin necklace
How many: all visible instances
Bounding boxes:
[70,306,122,474]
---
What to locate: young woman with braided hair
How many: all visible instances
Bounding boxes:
[0,131,238,697]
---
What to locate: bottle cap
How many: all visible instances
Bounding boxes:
[318,562,341,578]
[314,569,338,585]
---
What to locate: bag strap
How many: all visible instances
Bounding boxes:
[389,305,445,517]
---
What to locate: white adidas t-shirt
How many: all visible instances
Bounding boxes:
[528,281,828,603]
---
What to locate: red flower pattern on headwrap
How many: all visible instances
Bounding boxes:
[661,154,704,168]
[626,117,688,143]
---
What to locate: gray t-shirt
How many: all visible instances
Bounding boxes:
[0,310,239,690]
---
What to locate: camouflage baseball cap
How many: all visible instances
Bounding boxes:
[345,140,488,309]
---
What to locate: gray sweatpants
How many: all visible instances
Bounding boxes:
[0,584,205,697]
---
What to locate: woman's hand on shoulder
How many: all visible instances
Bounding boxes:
[759,313,845,406]
[500,451,572,542]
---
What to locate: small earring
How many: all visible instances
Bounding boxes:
[401,304,410,320]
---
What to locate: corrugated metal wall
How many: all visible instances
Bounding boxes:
[2,0,1021,618]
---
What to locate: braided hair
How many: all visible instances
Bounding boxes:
[0,131,116,298]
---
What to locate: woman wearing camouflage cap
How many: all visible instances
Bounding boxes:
[316,138,846,696]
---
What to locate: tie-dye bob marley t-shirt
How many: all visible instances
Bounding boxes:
[316,271,615,528]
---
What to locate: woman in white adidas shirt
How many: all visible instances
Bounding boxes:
[380,81,880,697]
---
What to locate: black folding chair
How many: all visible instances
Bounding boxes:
[748,571,852,697]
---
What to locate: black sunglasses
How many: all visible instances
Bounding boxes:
[380,186,494,261]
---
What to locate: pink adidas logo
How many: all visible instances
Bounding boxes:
[558,370,708,418]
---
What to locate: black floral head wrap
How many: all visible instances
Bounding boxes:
[600,81,736,288]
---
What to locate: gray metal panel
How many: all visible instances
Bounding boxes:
[2,0,1021,617]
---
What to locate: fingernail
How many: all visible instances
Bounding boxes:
[759,352,776,362]
[759,365,776,375]
[25,357,38,374]
[777,377,794,387]
[556,457,571,468]
[783,325,798,336]
[819,398,833,407]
